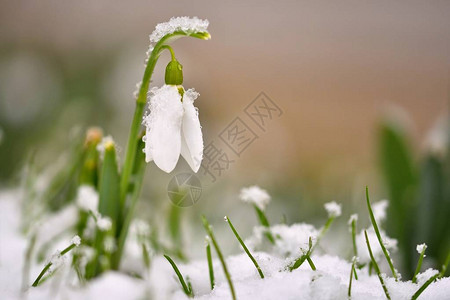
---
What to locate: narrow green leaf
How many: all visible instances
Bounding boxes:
[163,254,193,297]
[378,121,417,275]
[98,142,120,232]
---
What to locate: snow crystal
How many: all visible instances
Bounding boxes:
[324,201,342,218]
[372,200,389,223]
[239,185,271,210]
[75,185,99,212]
[97,216,112,231]
[416,268,439,285]
[246,223,319,258]
[71,235,81,246]
[96,136,115,159]
[130,219,151,238]
[149,17,209,45]
[348,214,358,226]
[416,243,427,254]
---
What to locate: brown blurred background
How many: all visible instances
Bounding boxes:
[0,1,449,210]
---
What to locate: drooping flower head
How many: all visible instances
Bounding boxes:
[143,86,203,173]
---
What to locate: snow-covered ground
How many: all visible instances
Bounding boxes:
[1,190,449,299]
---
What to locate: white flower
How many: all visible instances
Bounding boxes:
[239,185,271,210]
[324,201,342,218]
[416,243,427,254]
[143,85,203,173]
[76,185,99,212]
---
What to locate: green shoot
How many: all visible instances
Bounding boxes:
[206,238,215,290]
[32,236,81,287]
[225,216,264,278]
[253,204,275,244]
[348,258,356,298]
[349,215,359,280]
[311,216,336,254]
[163,254,193,298]
[289,236,316,271]
[411,252,450,300]
[412,244,427,284]
[202,216,236,300]
[366,186,398,280]
[364,230,391,300]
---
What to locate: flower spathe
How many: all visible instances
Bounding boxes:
[143,85,203,173]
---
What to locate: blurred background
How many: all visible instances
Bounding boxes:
[0,1,449,275]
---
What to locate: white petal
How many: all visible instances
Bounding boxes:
[180,89,203,172]
[143,85,183,173]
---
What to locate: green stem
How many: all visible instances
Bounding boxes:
[412,247,426,283]
[225,216,264,278]
[311,216,335,253]
[253,205,275,244]
[364,230,391,300]
[348,261,355,298]
[366,186,398,281]
[116,30,209,268]
[351,218,358,258]
[202,216,236,300]
[114,134,146,269]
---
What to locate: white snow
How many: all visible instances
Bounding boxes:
[355,227,397,264]
[348,214,358,226]
[239,186,271,210]
[417,243,427,254]
[1,190,449,300]
[149,17,209,45]
[372,200,389,223]
[97,216,112,231]
[324,201,342,218]
[75,185,99,212]
[71,235,81,246]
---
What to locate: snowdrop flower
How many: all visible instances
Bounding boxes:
[324,201,342,218]
[142,49,203,173]
[239,185,271,210]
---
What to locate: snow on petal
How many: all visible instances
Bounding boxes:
[180,88,203,172]
[143,85,183,173]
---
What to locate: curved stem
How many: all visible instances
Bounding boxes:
[116,31,209,269]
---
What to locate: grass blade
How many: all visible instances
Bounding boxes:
[225,216,264,278]
[202,216,236,300]
[364,230,391,300]
[366,186,398,280]
[206,238,215,290]
[163,254,193,297]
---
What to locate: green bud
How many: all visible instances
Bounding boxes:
[165,59,183,85]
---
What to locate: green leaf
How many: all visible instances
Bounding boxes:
[98,142,120,232]
[378,120,417,275]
